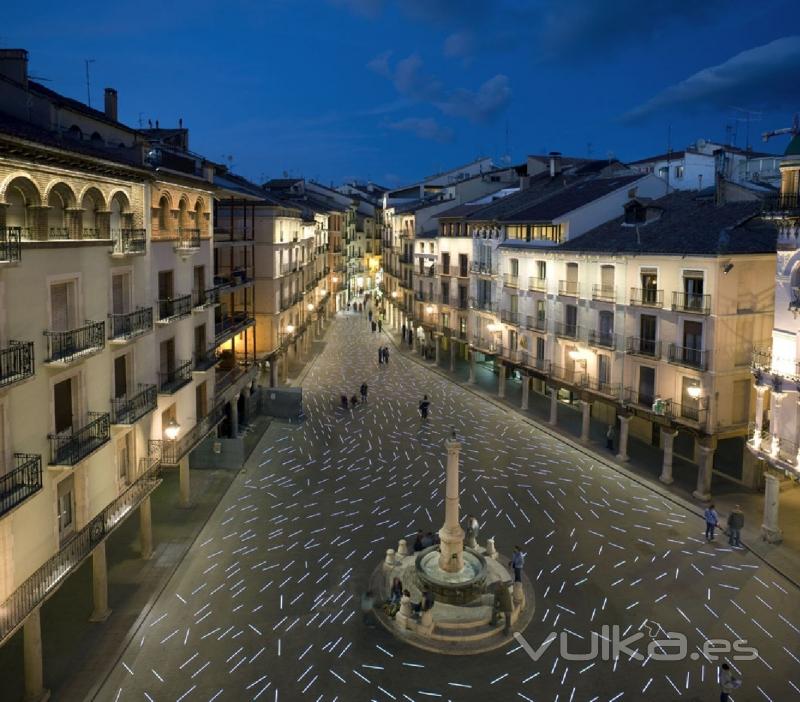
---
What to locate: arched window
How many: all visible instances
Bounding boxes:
[6,176,41,230]
[158,196,171,232]
[67,124,82,140]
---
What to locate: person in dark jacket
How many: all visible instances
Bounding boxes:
[412,530,424,552]
[727,505,744,547]
[419,395,431,419]
[360,382,368,403]
[490,581,514,635]
[510,546,525,583]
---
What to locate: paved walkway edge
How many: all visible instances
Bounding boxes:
[384,329,800,591]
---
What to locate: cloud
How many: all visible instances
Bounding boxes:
[623,36,800,122]
[438,74,511,123]
[443,31,475,60]
[367,52,511,124]
[388,117,454,142]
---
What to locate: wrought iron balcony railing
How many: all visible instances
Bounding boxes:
[587,329,617,350]
[111,384,157,425]
[525,315,547,332]
[0,453,42,519]
[193,284,226,309]
[554,321,581,339]
[215,312,255,345]
[469,297,497,312]
[470,261,495,276]
[551,364,587,386]
[630,287,663,307]
[194,344,219,371]
[519,353,550,374]
[626,337,660,358]
[762,193,800,217]
[155,400,227,466]
[109,307,153,341]
[0,227,22,262]
[157,294,192,322]
[558,280,579,297]
[672,291,711,315]
[158,360,192,394]
[500,309,520,325]
[591,284,615,302]
[0,456,160,645]
[111,228,146,255]
[0,341,34,388]
[44,321,105,363]
[528,277,546,292]
[49,412,110,466]
[175,228,201,251]
[668,344,707,370]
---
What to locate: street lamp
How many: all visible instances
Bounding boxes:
[164,417,180,441]
[425,304,434,314]
[286,324,295,335]
[687,384,703,399]
[307,303,314,312]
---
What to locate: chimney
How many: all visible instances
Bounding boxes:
[104,88,118,121]
[0,49,29,87]
[549,151,562,178]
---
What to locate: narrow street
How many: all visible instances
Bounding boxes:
[96,311,800,701]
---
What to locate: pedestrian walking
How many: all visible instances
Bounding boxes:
[350,394,359,408]
[368,309,373,323]
[378,347,384,365]
[378,319,383,333]
[510,545,525,582]
[490,581,514,635]
[371,320,377,333]
[727,504,744,547]
[412,530,424,552]
[606,424,615,451]
[361,589,376,626]
[719,662,741,701]
[383,346,390,365]
[340,394,349,410]
[360,382,368,403]
[419,394,431,420]
[704,503,719,541]
[401,323,407,341]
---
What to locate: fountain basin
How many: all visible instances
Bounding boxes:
[415,546,487,605]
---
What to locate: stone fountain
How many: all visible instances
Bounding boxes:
[371,431,535,654]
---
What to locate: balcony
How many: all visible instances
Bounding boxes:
[503,274,519,288]
[111,384,157,425]
[0,454,42,518]
[158,360,193,394]
[762,193,800,218]
[0,227,22,262]
[44,321,105,365]
[0,457,160,644]
[108,307,153,342]
[554,321,581,340]
[49,227,70,240]
[194,344,219,371]
[470,262,494,276]
[0,341,34,388]
[175,228,201,252]
[49,412,111,466]
[440,265,452,276]
[469,297,497,312]
[280,261,299,275]
[82,227,102,240]
[500,309,520,326]
[519,353,550,374]
[551,364,587,387]
[215,311,255,345]
[157,295,192,323]
[192,285,225,309]
[587,329,617,350]
[418,265,436,277]
[626,337,661,358]
[623,388,667,416]
[668,344,707,370]
[630,287,663,307]
[527,277,546,292]
[456,267,469,279]
[471,336,499,353]
[414,290,434,302]
[111,228,146,256]
[672,291,711,315]
[558,280,579,297]
[155,401,227,466]
[591,285,615,302]
[581,377,621,400]
[454,298,469,310]
[525,315,547,332]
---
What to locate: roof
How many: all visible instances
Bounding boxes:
[556,191,776,256]
[628,150,687,165]
[786,135,800,157]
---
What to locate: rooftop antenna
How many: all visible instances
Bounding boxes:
[762,113,800,143]
[731,106,762,150]
[84,59,95,107]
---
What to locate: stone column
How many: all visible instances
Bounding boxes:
[753,385,767,449]
[438,434,465,573]
[521,374,530,411]
[89,541,111,622]
[659,429,677,485]
[23,608,49,702]
[65,207,83,239]
[468,349,476,384]
[616,414,631,461]
[139,495,153,560]
[693,442,714,501]
[449,341,456,372]
[761,472,784,543]
[241,386,251,425]
[269,359,277,388]
[498,363,506,399]
[580,400,591,442]
[230,393,240,439]
[549,386,558,426]
[434,337,441,365]
[770,392,785,455]
[179,456,191,508]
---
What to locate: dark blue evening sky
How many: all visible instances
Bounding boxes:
[4,0,800,185]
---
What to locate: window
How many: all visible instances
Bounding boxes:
[536,299,546,322]
[57,476,75,542]
[50,280,78,332]
[53,377,75,434]
[111,272,131,315]
[536,260,546,280]
[675,165,685,179]
[640,268,658,304]
[640,314,657,354]
[160,338,176,376]
[509,329,517,351]
[536,336,545,360]
[658,166,668,179]
[510,295,519,314]
[598,311,614,341]
[441,252,450,274]
[440,282,450,306]
[117,435,132,487]
[683,271,704,309]
[196,381,208,419]
[600,265,614,296]
[459,254,468,277]
[194,265,205,296]
[507,225,526,240]
[598,355,610,385]
[158,270,174,300]
[531,224,562,243]
[565,304,577,334]
[510,259,519,277]
[113,354,130,399]
[638,366,655,406]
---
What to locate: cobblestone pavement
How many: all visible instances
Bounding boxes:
[95,311,800,702]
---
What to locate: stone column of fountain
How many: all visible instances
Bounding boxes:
[438,432,464,573]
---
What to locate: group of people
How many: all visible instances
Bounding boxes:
[383,578,435,619]
[377,346,390,365]
[704,503,745,547]
[412,529,440,551]
[340,382,368,410]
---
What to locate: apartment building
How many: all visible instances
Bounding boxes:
[488,192,774,500]
[0,49,259,700]
[747,134,800,541]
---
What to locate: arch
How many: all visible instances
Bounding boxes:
[193,197,205,227]
[193,195,207,215]
[90,131,104,145]
[0,172,41,206]
[80,186,106,230]
[67,124,83,140]
[44,180,77,208]
[157,194,171,232]
[108,189,131,213]
[109,191,130,231]
[177,195,190,228]
[3,175,42,229]
[47,182,77,231]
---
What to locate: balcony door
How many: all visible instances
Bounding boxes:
[160,338,176,377]
[641,268,658,304]
[114,354,129,400]
[117,434,132,487]
[683,271,704,310]
[57,475,75,543]
[459,254,468,277]
[112,271,131,315]
[50,280,77,332]
[196,381,208,420]
[195,324,207,359]
[640,314,657,354]
[598,354,610,386]
[158,270,174,300]
[683,320,703,365]
[600,265,614,295]
[536,336,545,361]
[599,310,614,339]
[565,304,577,335]
[194,265,205,296]
[54,377,77,434]
[638,366,655,406]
